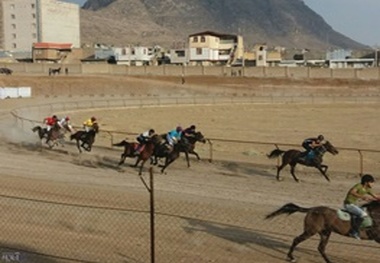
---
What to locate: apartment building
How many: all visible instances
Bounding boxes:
[0,0,80,54]
[188,31,244,66]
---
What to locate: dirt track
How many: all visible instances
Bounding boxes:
[0,75,380,263]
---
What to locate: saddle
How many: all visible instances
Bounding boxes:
[336,209,373,228]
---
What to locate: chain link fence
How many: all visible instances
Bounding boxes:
[2,95,380,263]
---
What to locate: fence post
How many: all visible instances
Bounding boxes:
[207,139,213,163]
[149,168,155,263]
[358,150,363,176]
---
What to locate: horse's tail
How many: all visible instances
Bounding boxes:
[267,149,285,159]
[265,203,310,220]
[112,140,129,147]
[70,133,76,141]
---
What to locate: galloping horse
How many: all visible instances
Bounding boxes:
[152,137,192,173]
[266,201,380,263]
[181,131,207,166]
[267,141,339,182]
[70,123,99,153]
[32,123,66,148]
[113,135,160,175]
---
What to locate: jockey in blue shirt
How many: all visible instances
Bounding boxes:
[166,126,183,149]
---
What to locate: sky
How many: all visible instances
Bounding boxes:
[66,0,380,47]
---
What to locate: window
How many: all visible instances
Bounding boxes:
[32,13,36,19]
[11,24,16,29]
[200,36,206,42]
[175,50,185,57]
[31,3,35,9]
[10,4,15,9]
[193,36,198,43]
[258,55,263,61]
[11,14,16,19]
[12,43,17,48]
[196,48,202,55]
[12,34,16,39]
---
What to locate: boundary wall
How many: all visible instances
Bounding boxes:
[1,62,380,80]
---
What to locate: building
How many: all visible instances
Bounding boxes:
[0,0,80,56]
[188,31,244,66]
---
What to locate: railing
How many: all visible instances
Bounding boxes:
[10,95,380,176]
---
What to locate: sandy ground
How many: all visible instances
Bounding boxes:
[0,74,380,263]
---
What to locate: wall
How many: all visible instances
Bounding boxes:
[1,62,380,80]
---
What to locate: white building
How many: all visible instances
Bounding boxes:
[0,0,80,54]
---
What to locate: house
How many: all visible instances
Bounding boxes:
[244,44,282,67]
[32,42,73,63]
[188,31,244,66]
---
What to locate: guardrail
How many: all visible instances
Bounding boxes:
[9,95,380,176]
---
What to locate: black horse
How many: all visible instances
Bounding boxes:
[70,123,99,153]
[0,67,13,75]
[181,131,207,166]
[267,141,339,182]
[266,201,380,263]
[49,67,61,76]
[152,136,192,173]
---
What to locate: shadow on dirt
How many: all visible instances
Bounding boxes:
[0,242,95,263]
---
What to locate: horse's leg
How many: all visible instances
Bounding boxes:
[318,230,332,263]
[276,159,288,181]
[287,231,315,262]
[185,151,190,168]
[118,152,127,166]
[161,154,179,173]
[138,159,147,175]
[76,140,82,153]
[316,164,330,182]
[132,157,140,168]
[289,163,300,183]
[189,150,201,160]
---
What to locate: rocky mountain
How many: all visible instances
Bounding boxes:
[78,0,367,50]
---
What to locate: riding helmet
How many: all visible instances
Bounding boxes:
[53,115,57,119]
[190,125,196,130]
[65,116,70,121]
[149,129,155,134]
[317,135,324,141]
[361,174,375,184]
[176,126,183,132]
[91,117,96,122]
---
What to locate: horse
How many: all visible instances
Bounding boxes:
[32,124,66,148]
[49,67,61,76]
[70,123,99,153]
[0,67,13,75]
[180,131,207,166]
[266,201,380,263]
[113,135,160,175]
[152,136,192,173]
[267,141,339,182]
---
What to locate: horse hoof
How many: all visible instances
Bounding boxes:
[287,257,296,263]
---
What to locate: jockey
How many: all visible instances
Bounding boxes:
[166,126,183,149]
[135,129,156,155]
[83,116,97,133]
[183,125,196,138]
[343,174,380,240]
[43,115,58,132]
[301,134,324,160]
[57,116,73,133]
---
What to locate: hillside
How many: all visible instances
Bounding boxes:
[79,0,367,50]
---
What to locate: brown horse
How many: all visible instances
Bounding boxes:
[113,135,160,175]
[266,201,380,263]
[267,141,339,182]
[32,124,65,148]
[70,123,99,153]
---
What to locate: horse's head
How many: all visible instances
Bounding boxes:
[194,132,206,144]
[323,141,339,155]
